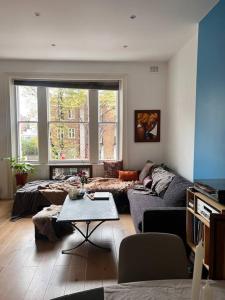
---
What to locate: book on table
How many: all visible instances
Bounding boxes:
[93,192,110,200]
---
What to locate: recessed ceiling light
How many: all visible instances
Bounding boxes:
[51,43,56,47]
[130,15,136,19]
[34,12,41,17]
[123,45,128,49]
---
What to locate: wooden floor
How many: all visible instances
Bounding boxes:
[0,200,135,300]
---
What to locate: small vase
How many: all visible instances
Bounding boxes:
[79,183,86,197]
[68,187,79,200]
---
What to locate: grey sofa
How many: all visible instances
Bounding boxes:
[127,174,192,242]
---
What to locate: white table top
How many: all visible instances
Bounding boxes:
[57,194,119,222]
[104,279,225,300]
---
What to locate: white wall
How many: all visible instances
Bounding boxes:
[0,60,167,199]
[165,29,198,181]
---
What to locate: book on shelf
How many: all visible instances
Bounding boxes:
[192,217,204,245]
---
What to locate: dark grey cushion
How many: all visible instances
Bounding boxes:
[163,175,191,207]
[127,189,166,232]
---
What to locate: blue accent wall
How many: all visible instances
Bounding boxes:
[194,0,225,179]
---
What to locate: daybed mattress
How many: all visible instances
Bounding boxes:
[12,180,54,219]
[12,178,134,218]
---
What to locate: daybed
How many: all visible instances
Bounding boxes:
[12,180,53,219]
[12,177,134,218]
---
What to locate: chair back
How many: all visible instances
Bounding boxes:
[118,232,188,283]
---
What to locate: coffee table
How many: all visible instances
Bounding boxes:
[57,193,119,254]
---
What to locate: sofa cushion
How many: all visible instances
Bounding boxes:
[163,175,191,207]
[143,176,152,188]
[127,189,166,232]
[139,161,155,183]
[151,167,175,195]
[103,161,123,178]
[119,170,138,181]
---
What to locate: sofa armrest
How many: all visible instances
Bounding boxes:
[143,207,186,243]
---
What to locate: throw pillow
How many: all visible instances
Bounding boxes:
[143,175,152,188]
[163,175,191,206]
[119,170,138,181]
[151,167,175,195]
[139,160,155,183]
[104,161,123,178]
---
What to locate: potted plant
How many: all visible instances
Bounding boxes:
[6,157,34,186]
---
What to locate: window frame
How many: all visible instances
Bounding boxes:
[68,128,76,139]
[68,109,74,120]
[16,86,39,162]
[47,87,90,162]
[56,128,64,140]
[98,90,119,161]
[15,83,121,164]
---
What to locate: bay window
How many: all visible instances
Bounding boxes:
[15,80,120,163]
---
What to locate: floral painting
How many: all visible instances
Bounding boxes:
[135,110,160,142]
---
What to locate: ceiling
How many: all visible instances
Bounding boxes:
[0,0,218,62]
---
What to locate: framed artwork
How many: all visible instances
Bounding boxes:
[134,110,160,142]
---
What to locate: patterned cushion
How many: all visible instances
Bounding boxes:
[151,167,175,195]
[143,176,153,188]
[139,161,155,183]
[119,170,138,181]
[103,161,123,178]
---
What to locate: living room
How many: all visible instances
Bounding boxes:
[0,0,225,299]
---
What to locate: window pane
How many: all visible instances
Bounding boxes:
[19,123,39,161]
[99,124,117,160]
[49,123,89,160]
[48,88,89,122]
[18,86,38,121]
[98,90,117,122]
